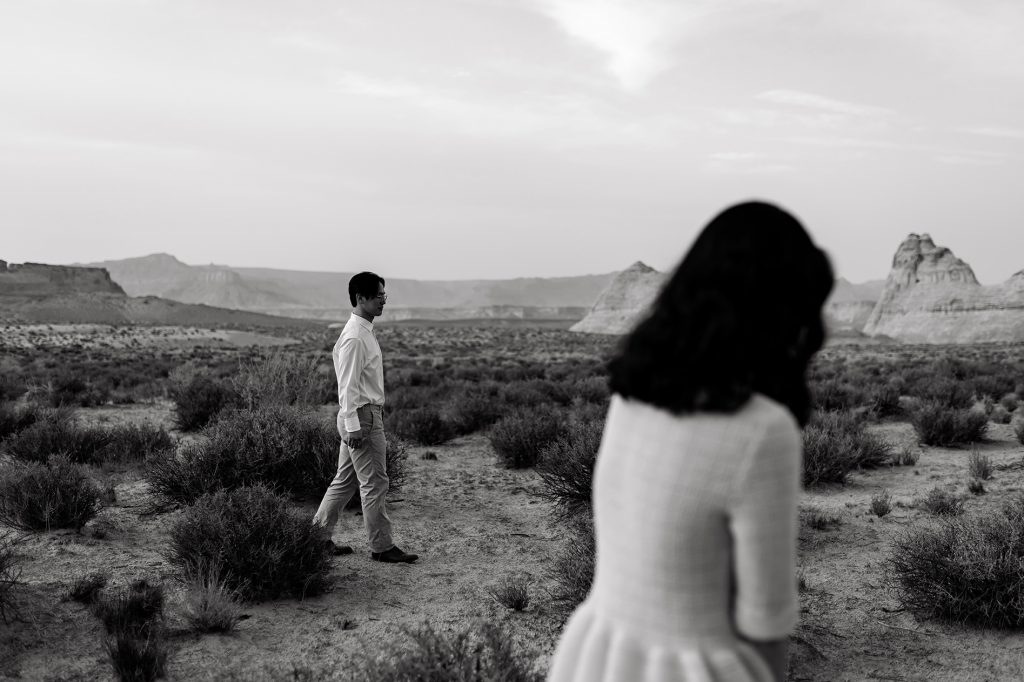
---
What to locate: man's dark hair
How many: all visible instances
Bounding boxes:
[349,271,385,307]
[608,201,834,427]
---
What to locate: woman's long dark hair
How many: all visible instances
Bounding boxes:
[608,201,833,427]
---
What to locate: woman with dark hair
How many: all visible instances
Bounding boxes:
[547,201,833,682]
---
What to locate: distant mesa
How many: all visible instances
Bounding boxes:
[862,234,1024,343]
[570,261,664,334]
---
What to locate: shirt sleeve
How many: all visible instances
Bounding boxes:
[336,336,366,433]
[727,410,802,641]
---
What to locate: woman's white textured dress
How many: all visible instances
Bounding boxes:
[547,393,802,682]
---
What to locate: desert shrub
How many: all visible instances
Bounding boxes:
[968,479,986,495]
[487,573,532,612]
[917,487,965,516]
[890,446,920,467]
[870,490,893,518]
[47,371,110,407]
[913,377,975,409]
[105,633,168,682]
[0,532,22,622]
[232,351,327,409]
[909,401,988,447]
[802,508,842,530]
[391,407,456,446]
[0,457,103,531]
[445,387,505,436]
[499,381,555,409]
[145,406,336,506]
[92,578,165,637]
[968,450,993,480]
[353,621,540,682]
[868,383,903,419]
[489,408,564,469]
[181,561,242,633]
[990,405,1013,424]
[98,424,175,466]
[167,485,333,601]
[536,421,603,521]
[802,410,891,486]
[0,401,45,442]
[171,375,238,432]
[999,393,1019,412]
[812,378,865,412]
[0,374,27,402]
[572,376,609,405]
[1015,419,1024,445]
[385,435,409,494]
[67,571,109,604]
[550,516,595,612]
[888,495,1024,628]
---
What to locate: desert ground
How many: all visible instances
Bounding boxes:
[2,324,1024,681]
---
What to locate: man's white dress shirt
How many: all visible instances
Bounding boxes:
[334,313,385,433]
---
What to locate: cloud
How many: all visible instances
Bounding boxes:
[533,0,697,90]
[756,89,893,118]
[957,126,1024,141]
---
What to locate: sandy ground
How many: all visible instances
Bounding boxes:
[3,404,1024,681]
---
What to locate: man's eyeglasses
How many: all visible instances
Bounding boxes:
[373,292,388,303]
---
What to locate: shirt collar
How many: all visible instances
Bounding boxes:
[350,313,373,331]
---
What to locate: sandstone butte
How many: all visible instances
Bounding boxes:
[569,261,664,334]
[862,233,1024,344]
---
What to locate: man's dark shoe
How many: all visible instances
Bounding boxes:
[371,546,418,563]
[330,543,354,556]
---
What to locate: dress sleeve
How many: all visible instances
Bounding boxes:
[727,410,802,641]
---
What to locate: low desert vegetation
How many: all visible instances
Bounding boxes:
[802,410,891,486]
[535,421,603,521]
[908,401,989,447]
[352,621,541,682]
[0,532,22,622]
[0,457,103,531]
[967,479,986,495]
[170,375,238,431]
[2,416,172,467]
[232,350,329,409]
[870,490,893,517]
[967,450,993,480]
[390,406,457,446]
[1014,418,1024,445]
[145,406,336,507]
[167,485,333,601]
[487,573,533,612]
[67,571,110,605]
[489,407,565,469]
[802,507,843,530]
[181,561,243,633]
[91,578,168,682]
[549,516,596,613]
[888,495,1024,628]
[916,487,966,517]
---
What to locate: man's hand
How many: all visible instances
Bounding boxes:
[343,429,365,450]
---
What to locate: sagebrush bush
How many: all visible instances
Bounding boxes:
[0,374,27,402]
[181,561,242,633]
[0,457,102,531]
[171,376,237,431]
[232,351,327,409]
[167,485,333,601]
[0,401,44,442]
[968,450,993,480]
[888,495,1024,628]
[868,383,903,419]
[912,376,975,409]
[145,406,336,506]
[67,571,109,604]
[1015,418,1024,445]
[909,401,988,447]
[487,573,532,611]
[105,633,168,682]
[445,387,505,436]
[490,408,564,469]
[390,407,456,446]
[917,487,965,516]
[968,479,986,495]
[353,621,541,682]
[550,516,595,613]
[999,393,1019,412]
[802,410,891,486]
[97,424,175,466]
[0,532,22,622]
[990,405,1012,424]
[92,578,165,638]
[47,372,110,407]
[812,378,865,412]
[536,421,603,521]
[802,508,842,530]
[1,411,105,464]
[870,490,893,518]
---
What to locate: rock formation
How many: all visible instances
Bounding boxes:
[826,278,886,331]
[863,234,1024,343]
[0,261,125,296]
[570,262,665,334]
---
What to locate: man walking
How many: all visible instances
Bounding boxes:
[312,271,418,564]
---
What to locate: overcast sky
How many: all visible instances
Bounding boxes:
[2,0,1022,282]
